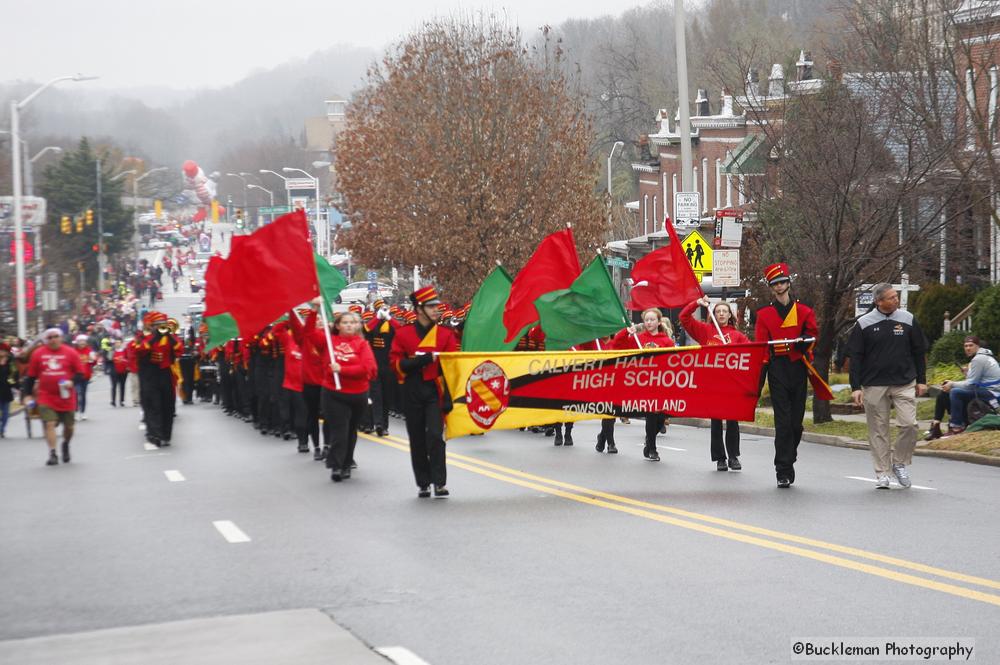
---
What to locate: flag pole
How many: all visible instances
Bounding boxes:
[317,298,342,390]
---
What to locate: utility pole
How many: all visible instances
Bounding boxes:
[96,157,105,290]
[675,0,693,192]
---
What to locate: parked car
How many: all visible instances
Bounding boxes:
[336,281,395,305]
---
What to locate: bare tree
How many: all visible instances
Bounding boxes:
[335,17,605,303]
[712,43,962,422]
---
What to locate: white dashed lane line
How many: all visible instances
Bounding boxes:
[376,646,434,665]
[164,470,186,482]
[845,476,937,491]
[213,520,251,543]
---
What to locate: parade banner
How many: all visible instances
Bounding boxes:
[440,343,770,439]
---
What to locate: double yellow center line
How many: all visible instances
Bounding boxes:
[361,432,1000,607]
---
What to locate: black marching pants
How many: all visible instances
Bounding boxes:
[368,367,394,432]
[710,420,741,461]
[303,383,325,448]
[644,413,666,449]
[403,383,447,488]
[143,370,175,442]
[767,357,807,481]
[285,388,307,443]
[321,389,366,471]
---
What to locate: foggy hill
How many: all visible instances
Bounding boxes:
[0,43,377,171]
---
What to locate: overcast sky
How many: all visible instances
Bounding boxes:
[1,0,636,90]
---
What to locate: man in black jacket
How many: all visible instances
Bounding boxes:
[847,283,928,489]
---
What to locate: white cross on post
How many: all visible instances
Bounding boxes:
[898,273,920,310]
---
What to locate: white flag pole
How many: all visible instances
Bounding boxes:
[317,299,342,390]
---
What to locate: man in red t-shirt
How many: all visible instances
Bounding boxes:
[25,328,85,466]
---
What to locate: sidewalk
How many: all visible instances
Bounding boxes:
[0,609,393,665]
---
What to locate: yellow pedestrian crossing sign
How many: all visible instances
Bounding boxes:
[682,229,712,278]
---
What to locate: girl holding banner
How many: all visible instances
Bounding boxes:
[611,309,675,462]
[310,311,377,482]
[680,297,750,471]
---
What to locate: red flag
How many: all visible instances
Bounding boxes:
[217,210,319,336]
[627,219,703,310]
[203,255,227,317]
[502,228,581,342]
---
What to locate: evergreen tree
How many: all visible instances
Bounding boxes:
[39,138,131,288]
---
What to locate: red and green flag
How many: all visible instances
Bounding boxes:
[534,256,629,350]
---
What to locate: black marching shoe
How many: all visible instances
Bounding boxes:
[418,486,431,498]
[433,485,450,498]
[643,446,660,462]
[564,431,574,446]
[61,441,71,463]
[728,458,742,471]
[554,431,564,446]
[341,467,352,480]
[46,450,59,466]
[606,441,618,454]
[330,469,343,482]
[376,427,387,437]
[313,447,324,461]
[777,477,791,489]
[297,441,310,453]
[716,459,728,471]
[350,460,358,470]
[595,432,606,452]
[160,440,171,447]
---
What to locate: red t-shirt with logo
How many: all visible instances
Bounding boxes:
[28,344,84,412]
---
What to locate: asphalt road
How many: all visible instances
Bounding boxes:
[1,378,997,663]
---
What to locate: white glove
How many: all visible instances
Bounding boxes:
[378,307,391,321]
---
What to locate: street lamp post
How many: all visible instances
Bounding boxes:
[607,141,624,230]
[283,167,322,256]
[260,169,291,233]
[26,146,63,196]
[117,166,169,266]
[247,184,274,212]
[9,73,97,338]
[224,173,249,221]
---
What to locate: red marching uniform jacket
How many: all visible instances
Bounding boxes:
[753,300,818,362]
[389,322,459,385]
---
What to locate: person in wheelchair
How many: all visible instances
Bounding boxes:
[941,336,1000,435]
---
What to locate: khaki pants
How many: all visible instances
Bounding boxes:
[863,382,917,475]
[130,372,141,405]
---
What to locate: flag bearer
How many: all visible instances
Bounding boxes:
[753,263,818,489]
[390,286,459,498]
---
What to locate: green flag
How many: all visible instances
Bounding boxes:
[534,256,629,350]
[205,312,240,351]
[461,265,531,352]
[314,252,348,316]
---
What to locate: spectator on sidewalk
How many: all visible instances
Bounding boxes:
[941,336,1000,434]
[847,283,928,490]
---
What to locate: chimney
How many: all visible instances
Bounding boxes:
[656,108,670,134]
[827,58,843,83]
[721,88,734,116]
[768,64,785,97]
[747,69,760,99]
[796,50,814,81]
[695,88,709,116]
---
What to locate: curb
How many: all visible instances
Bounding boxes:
[670,418,1000,468]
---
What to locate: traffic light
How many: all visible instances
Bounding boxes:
[235,208,244,229]
[92,244,99,253]
[85,209,94,226]
[75,217,84,233]
[61,215,71,234]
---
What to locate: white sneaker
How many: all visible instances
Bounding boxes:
[891,463,911,488]
[875,475,891,489]
[138,422,146,431]
[80,414,88,421]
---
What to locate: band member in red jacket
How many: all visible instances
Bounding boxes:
[109,338,129,407]
[389,286,459,498]
[680,297,750,471]
[611,309,675,461]
[754,263,818,489]
[309,310,377,482]
[136,312,184,447]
